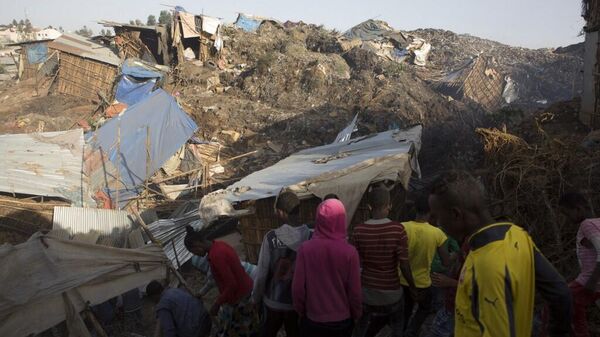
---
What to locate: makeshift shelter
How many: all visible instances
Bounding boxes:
[341,20,431,66]
[171,10,223,63]
[0,129,91,206]
[13,33,120,100]
[234,13,283,32]
[0,233,167,337]
[86,89,198,208]
[435,55,506,111]
[114,58,167,106]
[99,21,171,65]
[201,125,422,263]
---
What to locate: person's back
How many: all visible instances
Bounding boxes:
[429,171,571,337]
[208,240,253,305]
[353,219,408,291]
[156,288,211,337]
[351,186,415,337]
[455,223,536,336]
[400,221,447,288]
[292,199,361,336]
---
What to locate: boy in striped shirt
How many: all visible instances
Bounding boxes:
[351,186,417,337]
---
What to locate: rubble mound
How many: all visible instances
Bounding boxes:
[410,29,584,107]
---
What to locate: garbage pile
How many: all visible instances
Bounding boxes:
[412,28,584,108]
[0,10,592,336]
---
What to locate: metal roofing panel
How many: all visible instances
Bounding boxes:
[52,206,134,248]
[0,129,87,205]
[147,209,204,268]
[49,33,120,66]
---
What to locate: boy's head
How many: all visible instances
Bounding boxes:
[414,192,431,222]
[429,171,488,239]
[558,192,589,225]
[146,280,164,303]
[276,191,300,224]
[323,194,339,201]
[368,186,391,216]
[184,226,211,257]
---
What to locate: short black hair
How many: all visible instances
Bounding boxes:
[184,225,207,249]
[558,192,588,210]
[368,186,390,209]
[430,171,486,212]
[415,193,430,215]
[323,194,339,200]
[276,191,300,215]
[146,280,164,297]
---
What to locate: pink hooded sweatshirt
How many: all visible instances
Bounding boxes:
[292,199,362,322]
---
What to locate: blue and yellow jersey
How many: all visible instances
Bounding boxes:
[455,223,536,337]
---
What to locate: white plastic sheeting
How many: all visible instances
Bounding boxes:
[0,129,90,206]
[0,233,167,337]
[203,126,422,225]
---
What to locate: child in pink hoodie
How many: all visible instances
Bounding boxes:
[292,199,362,337]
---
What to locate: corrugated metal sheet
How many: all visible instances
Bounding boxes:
[147,209,204,268]
[48,33,120,66]
[52,206,134,248]
[0,129,90,205]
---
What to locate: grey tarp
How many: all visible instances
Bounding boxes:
[202,126,422,225]
[343,19,407,44]
[0,233,167,337]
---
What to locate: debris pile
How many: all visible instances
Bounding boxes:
[477,99,600,279]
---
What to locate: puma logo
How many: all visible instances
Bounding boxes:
[514,242,519,250]
[484,297,498,307]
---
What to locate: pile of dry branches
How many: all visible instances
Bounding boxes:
[476,126,600,278]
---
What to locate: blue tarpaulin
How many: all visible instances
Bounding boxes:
[93,89,197,191]
[115,75,156,106]
[121,59,164,79]
[235,14,262,32]
[26,43,48,64]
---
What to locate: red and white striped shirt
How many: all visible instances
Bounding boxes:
[351,218,409,290]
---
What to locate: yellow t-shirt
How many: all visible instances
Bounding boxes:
[399,221,447,288]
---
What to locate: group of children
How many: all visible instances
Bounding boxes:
[148,171,600,337]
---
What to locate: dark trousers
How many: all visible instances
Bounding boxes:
[353,299,404,337]
[300,317,353,337]
[261,307,299,337]
[403,286,433,337]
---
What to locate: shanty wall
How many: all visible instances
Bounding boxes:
[462,57,505,111]
[239,186,406,263]
[55,52,118,100]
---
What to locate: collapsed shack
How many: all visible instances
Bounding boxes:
[434,55,506,111]
[0,233,168,337]
[172,10,223,63]
[99,21,171,65]
[0,129,91,206]
[86,88,198,209]
[11,33,120,100]
[234,13,283,33]
[340,19,431,66]
[201,126,422,263]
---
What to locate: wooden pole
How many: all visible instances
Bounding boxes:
[146,126,151,194]
[83,309,109,337]
[116,123,121,209]
[132,209,192,293]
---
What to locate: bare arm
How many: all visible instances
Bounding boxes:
[399,260,416,290]
[437,241,451,268]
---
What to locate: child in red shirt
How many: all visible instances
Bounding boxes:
[185,226,258,337]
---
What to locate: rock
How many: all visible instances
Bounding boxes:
[221,130,241,143]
